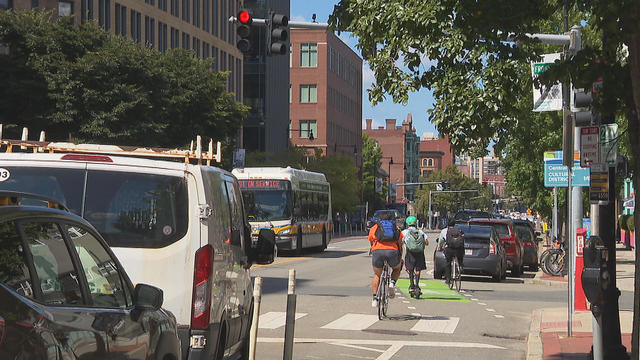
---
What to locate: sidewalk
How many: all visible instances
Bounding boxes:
[527,242,636,359]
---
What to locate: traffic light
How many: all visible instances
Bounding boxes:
[236,9,252,53]
[482,179,488,188]
[267,12,288,55]
[573,89,599,126]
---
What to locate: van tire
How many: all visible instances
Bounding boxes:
[239,301,254,360]
[214,323,226,360]
[295,227,303,256]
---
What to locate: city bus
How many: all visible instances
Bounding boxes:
[232,167,331,254]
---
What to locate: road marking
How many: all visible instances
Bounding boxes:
[411,313,421,316]
[463,294,472,297]
[252,257,311,268]
[258,337,506,350]
[408,306,416,310]
[330,343,385,353]
[321,314,379,330]
[471,298,478,301]
[411,316,459,333]
[486,309,496,312]
[259,312,307,329]
[478,302,487,306]
[494,315,505,318]
[402,301,410,304]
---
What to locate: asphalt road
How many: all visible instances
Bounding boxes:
[249,231,588,360]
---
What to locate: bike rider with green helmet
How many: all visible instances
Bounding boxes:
[401,216,429,298]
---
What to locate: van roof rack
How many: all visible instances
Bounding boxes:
[0,125,222,165]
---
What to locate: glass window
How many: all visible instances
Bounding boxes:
[0,221,33,298]
[22,222,83,306]
[58,1,73,16]
[299,120,316,139]
[65,225,129,308]
[299,84,317,103]
[289,84,292,103]
[300,43,317,67]
[83,171,189,248]
[0,0,12,9]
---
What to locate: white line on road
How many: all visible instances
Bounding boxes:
[402,301,410,303]
[494,315,505,318]
[376,344,403,360]
[257,337,507,350]
[408,306,416,310]
[478,302,487,305]
[321,314,379,330]
[411,313,421,316]
[259,312,307,329]
[330,342,385,353]
[411,316,459,333]
[471,298,478,301]
[486,308,496,312]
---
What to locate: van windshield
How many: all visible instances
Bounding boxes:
[0,167,188,248]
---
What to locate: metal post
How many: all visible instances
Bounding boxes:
[428,191,433,230]
[283,269,296,360]
[590,205,603,360]
[553,187,558,245]
[249,277,262,360]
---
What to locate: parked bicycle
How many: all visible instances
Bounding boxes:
[540,237,566,276]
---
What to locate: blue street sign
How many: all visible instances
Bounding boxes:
[544,159,590,187]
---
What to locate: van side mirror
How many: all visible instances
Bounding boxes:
[248,229,276,265]
[134,283,163,311]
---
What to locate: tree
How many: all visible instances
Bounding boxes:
[0,10,247,151]
[362,133,385,215]
[331,1,640,355]
[414,165,490,219]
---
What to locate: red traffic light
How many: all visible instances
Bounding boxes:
[238,10,252,25]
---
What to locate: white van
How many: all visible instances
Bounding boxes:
[0,137,275,360]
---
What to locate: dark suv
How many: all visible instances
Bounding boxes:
[454,210,492,224]
[0,192,181,359]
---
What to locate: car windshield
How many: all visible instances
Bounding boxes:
[242,189,292,222]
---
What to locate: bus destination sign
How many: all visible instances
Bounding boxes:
[239,179,288,189]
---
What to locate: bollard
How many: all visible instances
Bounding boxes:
[249,277,262,360]
[283,269,296,360]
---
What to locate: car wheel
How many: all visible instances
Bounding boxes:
[511,263,522,277]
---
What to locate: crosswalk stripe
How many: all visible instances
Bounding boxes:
[321,314,379,330]
[259,312,307,329]
[411,316,460,333]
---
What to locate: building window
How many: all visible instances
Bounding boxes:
[300,43,317,67]
[58,1,73,16]
[158,0,166,11]
[193,0,199,27]
[193,37,200,57]
[170,0,178,16]
[289,46,292,67]
[158,22,167,51]
[289,84,292,103]
[299,84,317,103]
[182,0,189,22]
[114,4,126,35]
[145,0,154,5]
[202,0,209,31]
[144,16,155,48]
[182,32,190,49]
[203,42,209,58]
[0,0,12,9]
[170,27,179,48]
[289,120,292,139]
[299,120,316,139]
[235,58,241,101]
[87,0,94,20]
[212,0,218,36]
[428,158,433,167]
[131,10,141,44]
[98,0,110,30]
[422,159,427,167]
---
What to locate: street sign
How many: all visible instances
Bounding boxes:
[600,123,618,167]
[543,151,590,187]
[580,126,599,167]
[532,53,563,112]
[589,171,609,204]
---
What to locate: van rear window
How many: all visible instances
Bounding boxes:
[0,167,188,248]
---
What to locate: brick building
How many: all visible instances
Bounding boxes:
[456,151,506,197]
[363,114,420,203]
[419,132,455,177]
[288,29,362,165]
[5,0,244,102]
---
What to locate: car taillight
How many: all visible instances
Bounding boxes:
[191,244,213,330]
[524,241,534,247]
[61,154,113,162]
[489,241,496,255]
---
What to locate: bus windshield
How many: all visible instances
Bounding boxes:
[239,180,292,222]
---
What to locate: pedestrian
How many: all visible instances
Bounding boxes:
[402,216,428,298]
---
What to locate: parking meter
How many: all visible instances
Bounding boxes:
[581,236,608,315]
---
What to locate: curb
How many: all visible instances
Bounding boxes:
[526,309,543,360]
[524,272,568,288]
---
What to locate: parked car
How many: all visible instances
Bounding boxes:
[434,223,507,281]
[0,139,276,360]
[468,218,525,276]
[512,219,541,271]
[366,209,405,231]
[454,209,492,224]
[0,191,181,359]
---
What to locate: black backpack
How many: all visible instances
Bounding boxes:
[446,227,464,248]
[375,220,400,242]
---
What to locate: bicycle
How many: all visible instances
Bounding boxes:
[448,256,462,292]
[376,261,390,320]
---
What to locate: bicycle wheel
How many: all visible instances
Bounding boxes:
[545,250,565,276]
[454,260,462,292]
[382,267,389,318]
[448,260,455,290]
[539,249,553,274]
[377,269,387,320]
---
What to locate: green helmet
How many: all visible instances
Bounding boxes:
[406,216,418,226]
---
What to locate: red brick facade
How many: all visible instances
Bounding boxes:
[419,134,455,177]
[289,29,362,165]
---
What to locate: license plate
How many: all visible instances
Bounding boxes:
[465,249,473,255]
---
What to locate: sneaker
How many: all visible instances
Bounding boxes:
[372,297,378,308]
[388,282,395,298]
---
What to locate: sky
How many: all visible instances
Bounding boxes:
[290,1,439,139]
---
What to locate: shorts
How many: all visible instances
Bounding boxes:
[404,250,426,271]
[372,249,401,268]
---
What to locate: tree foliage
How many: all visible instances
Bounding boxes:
[0,10,247,149]
[414,165,491,218]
